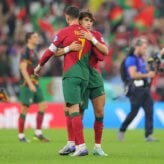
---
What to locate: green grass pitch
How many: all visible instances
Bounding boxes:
[0,129,163,164]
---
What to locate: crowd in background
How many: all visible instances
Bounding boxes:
[0,0,164,101]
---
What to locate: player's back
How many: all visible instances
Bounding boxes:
[56,24,92,80]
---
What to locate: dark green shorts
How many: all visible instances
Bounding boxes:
[81,85,105,110]
[62,77,88,105]
[19,85,44,106]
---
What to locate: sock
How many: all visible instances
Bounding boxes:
[35,129,42,136]
[18,113,26,134]
[65,111,75,142]
[70,112,84,145]
[79,143,86,149]
[95,144,101,148]
[67,141,75,147]
[94,117,104,144]
[36,111,44,130]
[18,133,25,139]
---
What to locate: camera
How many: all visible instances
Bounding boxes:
[147,52,164,73]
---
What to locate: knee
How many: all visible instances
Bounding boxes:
[21,105,28,114]
[39,102,47,112]
[129,111,138,118]
[95,108,104,118]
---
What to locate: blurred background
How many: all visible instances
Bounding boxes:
[0,0,164,102]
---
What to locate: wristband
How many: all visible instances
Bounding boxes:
[64,46,70,54]
[91,37,98,45]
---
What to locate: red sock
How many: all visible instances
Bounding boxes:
[18,114,26,133]
[36,112,44,130]
[94,119,103,144]
[71,113,84,145]
[65,114,75,141]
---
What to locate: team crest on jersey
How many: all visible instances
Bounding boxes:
[53,35,58,42]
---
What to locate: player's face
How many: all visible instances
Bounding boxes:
[79,17,93,30]
[29,33,39,45]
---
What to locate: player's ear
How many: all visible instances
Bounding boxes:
[65,15,69,23]
[79,20,82,25]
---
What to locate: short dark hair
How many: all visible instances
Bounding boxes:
[25,32,36,43]
[79,11,95,22]
[65,6,79,19]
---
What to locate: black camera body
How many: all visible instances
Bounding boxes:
[147,52,164,73]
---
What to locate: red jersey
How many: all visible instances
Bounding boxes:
[89,30,106,73]
[40,24,92,80]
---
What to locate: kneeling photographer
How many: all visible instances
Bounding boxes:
[118,37,159,142]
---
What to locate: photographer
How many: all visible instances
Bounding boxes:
[118,37,158,142]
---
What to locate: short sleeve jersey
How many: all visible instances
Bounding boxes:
[50,24,92,80]
[20,47,38,85]
[88,30,106,88]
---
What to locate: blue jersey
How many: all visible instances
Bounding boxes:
[125,54,147,80]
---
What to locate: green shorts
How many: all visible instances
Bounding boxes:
[19,85,44,106]
[81,85,105,110]
[62,77,88,105]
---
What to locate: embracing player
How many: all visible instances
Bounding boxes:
[55,11,108,156]
[34,6,93,156]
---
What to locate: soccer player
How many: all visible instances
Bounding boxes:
[34,6,92,156]
[56,11,108,156]
[18,32,49,142]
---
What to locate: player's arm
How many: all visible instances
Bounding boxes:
[80,30,108,56]
[34,31,64,76]
[54,41,82,57]
[20,61,36,92]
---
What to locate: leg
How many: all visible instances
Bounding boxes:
[34,86,49,142]
[92,94,105,145]
[119,102,140,132]
[118,89,144,141]
[18,104,28,141]
[18,85,32,142]
[91,93,107,156]
[36,101,47,134]
[64,104,75,142]
[33,101,49,142]
[62,78,88,156]
[59,104,76,155]
[69,104,85,146]
[142,91,153,137]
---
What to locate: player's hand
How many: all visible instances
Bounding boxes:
[29,83,36,92]
[34,64,42,77]
[69,41,82,51]
[80,30,93,41]
[147,71,155,78]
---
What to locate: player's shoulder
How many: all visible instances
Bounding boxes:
[57,27,69,34]
[91,30,102,37]
[20,47,29,58]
